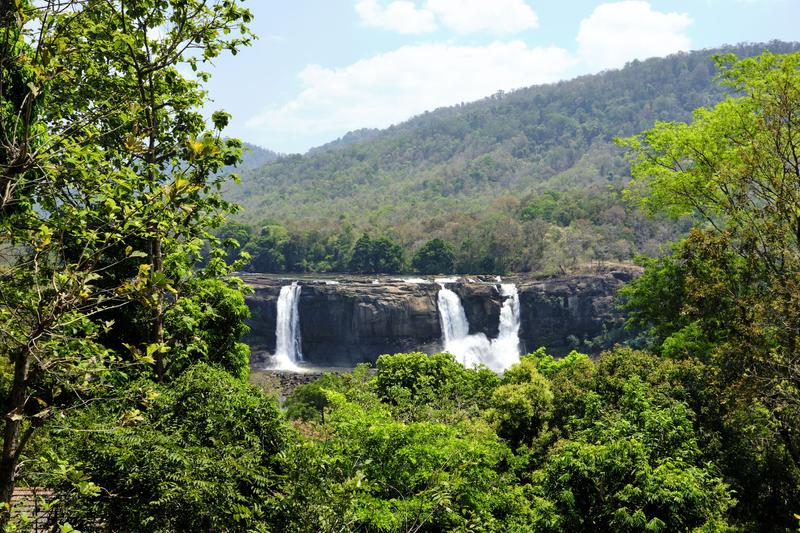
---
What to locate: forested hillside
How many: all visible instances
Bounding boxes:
[227,41,799,274]
[238,142,280,171]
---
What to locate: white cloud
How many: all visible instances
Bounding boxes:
[355,0,438,34]
[427,0,539,34]
[355,0,539,35]
[247,42,576,152]
[576,1,692,70]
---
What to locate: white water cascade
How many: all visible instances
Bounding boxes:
[272,282,303,370]
[490,284,522,370]
[437,283,521,372]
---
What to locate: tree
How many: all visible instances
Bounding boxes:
[348,233,405,274]
[50,364,285,530]
[412,238,455,274]
[163,275,252,381]
[348,233,373,273]
[487,356,553,446]
[370,236,405,273]
[277,383,528,531]
[215,221,253,265]
[0,0,253,518]
[245,224,290,273]
[529,377,733,532]
[375,352,498,412]
[620,50,800,528]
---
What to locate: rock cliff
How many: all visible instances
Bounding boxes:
[242,265,640,367]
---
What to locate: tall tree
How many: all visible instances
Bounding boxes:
[0,0,253,519]
[620,51,800,525]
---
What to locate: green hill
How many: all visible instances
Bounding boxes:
[226,41,799,274]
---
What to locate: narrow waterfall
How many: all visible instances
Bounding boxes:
[273,282,303,369]
[437,283,521,372]
[490,284,522,370]
[437,286,470,343]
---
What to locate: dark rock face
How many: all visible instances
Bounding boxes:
[453,284,503,338]
[246,286,281,353]
[516,274,626,355]
[297,283,441,365]
[241,265,640,367]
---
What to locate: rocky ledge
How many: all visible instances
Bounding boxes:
[241,263,641,367]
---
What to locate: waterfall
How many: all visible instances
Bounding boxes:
[490,284,522,370]
[437,283,521,372]
[273,282,302,370]
[437,286,470,342]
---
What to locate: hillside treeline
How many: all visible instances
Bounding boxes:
[224,183,690,274]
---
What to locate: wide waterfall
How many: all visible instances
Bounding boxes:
[437,283,521,372]
[273,282,303,369]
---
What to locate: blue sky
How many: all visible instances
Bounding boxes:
[201,0,799,154]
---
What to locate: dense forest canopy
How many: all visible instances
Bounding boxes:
[226,41,799,275]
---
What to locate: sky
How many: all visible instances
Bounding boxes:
[200,0,799,154]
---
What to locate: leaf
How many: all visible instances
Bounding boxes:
[188,140,204,155]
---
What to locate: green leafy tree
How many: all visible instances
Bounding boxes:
[284,372,347,423]
[0,0,253,517]
[621,50,800,528]
[375,352,499,413]
[215,220,253,265]
[529,377,733,532]
[371,236,406,273]
[412,238,455,274]
[348,233,373,273]
[487,356,553,446]
[163,275,251,381]
[348,233,405,274]
[50,364,285,530]
[245,224,290,272]
[277,389,530,531]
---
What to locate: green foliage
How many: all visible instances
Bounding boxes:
[0,0,257,521]
[488,357,553,446]
[621,50,800,529]
[266,350,739,531]
[163,276,251,381]
[246,224,291,272]
[411,238,455,274]
[530,390,733,531]
[515,349,735,531]
[348,233,405,274]
[215,220,253,264]
[277,389,528,532]
[284,372,347,423]
[50,364,284,530]
[3,5,797,529]
[375,352,499,413]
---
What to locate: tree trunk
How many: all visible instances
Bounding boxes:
[0,347,30,526]
[152,235,165,382]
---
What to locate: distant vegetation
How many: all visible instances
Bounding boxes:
[226,41,798,274]
[238,142,280,171]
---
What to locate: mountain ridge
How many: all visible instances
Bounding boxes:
[231,41,798,226]
[224,41,799,274]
